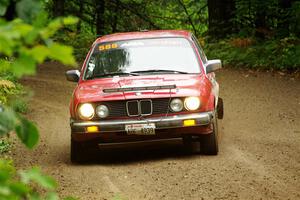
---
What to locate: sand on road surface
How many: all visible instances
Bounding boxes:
[13,62,300,200]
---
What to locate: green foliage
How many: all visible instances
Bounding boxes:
[112,194,128,200]
[15,115,39,149]
[55,32,95,61]
[0,139,10,154]
[0,1,78,199]
[46,0,299,70]
[16,0,43,23]
[0,159,75,199]
[0,72,29,116]
[0,107,39,149]
[0,0,10,16]
[0,0,78,149]
[0,11,78,200]
[0,16,78,78]
[12,99,28,114]
[20,167,57,190]
[205,37,300,70]
[0,78,18,105]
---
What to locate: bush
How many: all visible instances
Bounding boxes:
[205,37,300,70]
[0,72,28,113]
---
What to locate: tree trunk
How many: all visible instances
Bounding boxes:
[208,0,235,40]
[277,0,292,37]
[95,0,106,36]
[254,2,267,39]
[4,1,16,21]
[52,0,65,17]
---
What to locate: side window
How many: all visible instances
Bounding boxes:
[85,54,96,79]
[191,35,207,64]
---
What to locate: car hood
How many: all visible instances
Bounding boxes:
[75,74,211,102]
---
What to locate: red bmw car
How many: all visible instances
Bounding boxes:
[66,30,223,162]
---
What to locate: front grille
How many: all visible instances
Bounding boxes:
[126,100,139,116]
[140,100,152,115]
[98,98,171,119]
[102,101,127,117]
[152,99,170,114]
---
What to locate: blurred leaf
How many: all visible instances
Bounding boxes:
[13,23,33,37]
[27,45,50,63]
[10,54,36,78]
[0,107,17,136]
[0,185,11,196]
[64,197,78,200]
[20,167,57,190]
[0,60,11,73]
[16,0,42,23]
[40,19,63,39]
[0,36,14,56]
[24,29,40,45]
[0,159,14,183]
[49,43,76,65]
[32,10,49,28]
[46,192,59,200]
[15,115,39,149]
[62,16,78,25]
[9,182,30,196]
[0,0,9,16]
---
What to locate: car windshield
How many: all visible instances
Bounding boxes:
[84,37,200,80]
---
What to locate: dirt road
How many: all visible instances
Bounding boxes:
[14,62,300,200]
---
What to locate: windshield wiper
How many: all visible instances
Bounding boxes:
[87,72,140,79]
[131,69,188,74]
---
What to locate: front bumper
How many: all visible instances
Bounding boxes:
[70,112,213,133]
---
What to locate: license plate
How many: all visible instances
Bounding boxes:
[125,123,156,135]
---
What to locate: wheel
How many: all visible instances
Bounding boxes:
[71,139,84,163]
[71,139,96,163]
[217,97,224,119]
[200,112,219,155]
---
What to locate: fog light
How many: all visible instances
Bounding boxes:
[86,126,99,133]
[183,119,196,127]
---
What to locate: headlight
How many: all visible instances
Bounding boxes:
[184,97,201,111]
[170,98,183,112]
[78,103,94,119]
[96,105,109,118]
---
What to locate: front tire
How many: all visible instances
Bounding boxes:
[217,97,224,119]
[200,112,219,155]
[71,139,96,163]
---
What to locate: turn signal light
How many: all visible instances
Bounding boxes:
[183,119,196,127]
[86,126,99,133]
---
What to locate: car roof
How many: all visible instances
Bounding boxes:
[94,30,192,44]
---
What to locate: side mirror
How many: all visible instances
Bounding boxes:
[205,59,222,73]
[66,70,80,82]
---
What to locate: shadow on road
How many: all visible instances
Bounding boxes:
[69,139,201,165]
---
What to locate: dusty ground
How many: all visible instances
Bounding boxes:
[12,62,300,200]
